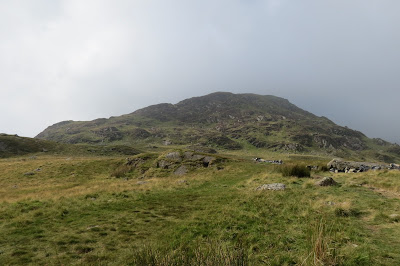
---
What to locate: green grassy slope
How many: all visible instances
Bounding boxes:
[0,134,142,158]
[1,152,400,265]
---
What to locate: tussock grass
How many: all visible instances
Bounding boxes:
[127,241,248,266]
[307,218,342,266]
[280,164,311,178]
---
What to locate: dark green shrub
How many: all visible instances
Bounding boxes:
[280,164,311,178]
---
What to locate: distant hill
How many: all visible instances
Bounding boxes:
[0,134,141,158]
[35,92,400,162]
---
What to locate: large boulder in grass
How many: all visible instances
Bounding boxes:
[327,158,387,173]
[316,177,338,186]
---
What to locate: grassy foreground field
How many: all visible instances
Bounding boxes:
[1,152,400,265]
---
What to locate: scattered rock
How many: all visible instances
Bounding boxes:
[389,214,399,219]
[163,140,172,146]
[254,158,283,164]
[24,172,35,176]
[307,165,319,171]
[136,181,148,185]
[316,177,338,186]
[177,180,189,185]
[86,225,99,230]
[389,163,400,170]
[256,115,264,122]
[347,168,357,173]
[174,165,188,176]
[256,183,286,191]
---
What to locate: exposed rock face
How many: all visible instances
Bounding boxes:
[93,127,123,142]
[155,151,219,175]
[316,177,338,186]
[256,183,286,191]
[130,128,151,139]
[174,165,188,176]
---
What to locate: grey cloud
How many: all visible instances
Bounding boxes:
[0,0,399,143]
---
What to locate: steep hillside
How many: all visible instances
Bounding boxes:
[0,134,141,158]
[36,92,400,162]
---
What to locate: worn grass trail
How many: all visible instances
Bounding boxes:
[0,155,400,265]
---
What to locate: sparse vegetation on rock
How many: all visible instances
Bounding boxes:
[33,92,400,161]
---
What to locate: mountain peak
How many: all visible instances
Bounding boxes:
[35,92,399,162]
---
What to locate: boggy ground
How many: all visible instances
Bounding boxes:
[0,152,400,265]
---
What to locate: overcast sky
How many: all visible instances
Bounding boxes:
[1,0,399,143]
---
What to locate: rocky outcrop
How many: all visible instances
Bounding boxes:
[327,159,399,173]
[254,158,283,164]
[316,177,338,186]
[156,151,218,175]
[93,127,123,142]
[130,128,151,139]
